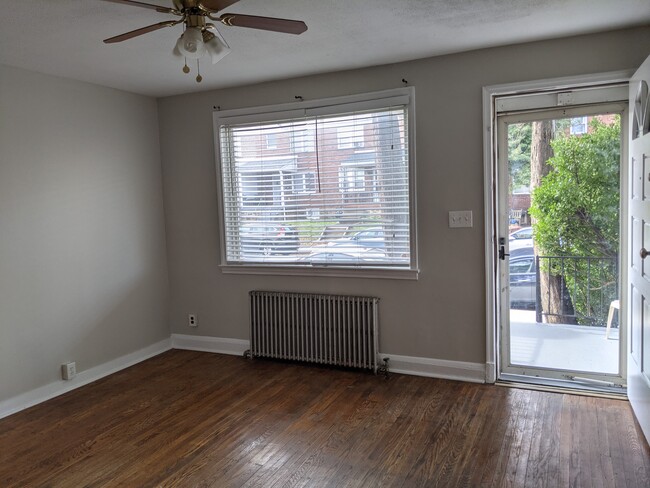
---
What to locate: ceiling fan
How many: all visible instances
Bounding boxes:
[102,0,308,82]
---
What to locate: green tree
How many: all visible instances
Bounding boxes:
[508,122,531,191]
[529,117,620,324]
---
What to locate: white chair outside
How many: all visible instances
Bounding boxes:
[606,299,620,339]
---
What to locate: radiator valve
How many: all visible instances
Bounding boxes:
[378,357,390,378]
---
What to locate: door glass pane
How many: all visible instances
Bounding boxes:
[506,113,621,376]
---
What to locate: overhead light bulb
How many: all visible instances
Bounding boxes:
[203,30,231,64]
[176,27,206,60]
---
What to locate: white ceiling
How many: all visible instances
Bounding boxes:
[1,0,649,98]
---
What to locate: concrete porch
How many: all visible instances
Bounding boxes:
[509,309,620,375]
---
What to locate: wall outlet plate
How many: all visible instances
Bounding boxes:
[449,210,473,228]
[61,362,76,381]
[188,314,197,327]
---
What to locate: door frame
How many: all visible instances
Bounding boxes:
[482,70,634,384]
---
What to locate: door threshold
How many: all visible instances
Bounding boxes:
[497,373,627,400]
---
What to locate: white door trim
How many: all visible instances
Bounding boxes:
[482,70,633,383]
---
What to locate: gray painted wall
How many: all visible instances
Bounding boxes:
[158,27,650,365]
[0,65,169,402]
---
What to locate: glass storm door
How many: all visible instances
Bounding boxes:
[496,97,627,391]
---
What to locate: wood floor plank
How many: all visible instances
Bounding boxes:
[523,392,559,487]
[478,387,526,487]
[604,399,630,488]
[539,392,562,488]
[462,386,512,487]
[1,350,649,488]
[494,387,535,487]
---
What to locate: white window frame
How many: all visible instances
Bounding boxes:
[213,87,418,280]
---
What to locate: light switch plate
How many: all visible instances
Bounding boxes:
[449,210,473,228]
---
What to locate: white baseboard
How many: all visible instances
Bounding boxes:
[0,338,172,420]
[379,353,486,383]
[171,333,249,356]
[170,334,485,383]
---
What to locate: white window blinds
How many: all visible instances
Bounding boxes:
[216,94,413,269]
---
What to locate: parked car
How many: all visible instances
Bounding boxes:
[510,245,535,258]
[509,248,536,309]
[299,245,387,264]
[239,221,299,256]
[510,238,533,252]
[329,227,386,249]
[509,227,533,240]
[509,226,534,251]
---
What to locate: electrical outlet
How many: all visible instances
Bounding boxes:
[61,362,76,381]
[188,314,197,327]
[448,210,473,228]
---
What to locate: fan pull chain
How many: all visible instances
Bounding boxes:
[182,57,190,74]
[196,60,203,83]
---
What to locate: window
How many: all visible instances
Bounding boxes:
[265,133,278,149]
[570,116,588,135]
[215,88,416,274]
[293,128,315,153]
[339,167,366,192]
[240,172,282,208]
[294,172,316,194]
[337,126,365,149]
[338,164,378,203]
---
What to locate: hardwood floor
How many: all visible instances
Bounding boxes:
[1,350,649,487]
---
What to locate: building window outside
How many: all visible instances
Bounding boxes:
[337,126,365,149]
[570,116,588,135]
[266,133,279,149]
[240,172,281,208]
[293,127,315,153]
[294,172,316,194]
[339,167,366,192]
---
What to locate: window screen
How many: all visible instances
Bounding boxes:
[216,96,413,269]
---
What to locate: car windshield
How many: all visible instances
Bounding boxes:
[511,227,532,239]
[510,258,533,273]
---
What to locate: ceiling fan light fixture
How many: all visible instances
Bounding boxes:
[102,0,308,83]
[204,31,231,64]
[177,27,206,59]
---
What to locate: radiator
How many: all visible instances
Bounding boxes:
[248,291,381,373]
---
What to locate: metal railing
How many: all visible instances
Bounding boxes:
[535,255,618,326]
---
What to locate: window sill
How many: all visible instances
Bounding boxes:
[219,263,419,280]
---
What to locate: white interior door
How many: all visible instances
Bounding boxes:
[628,55,650,443]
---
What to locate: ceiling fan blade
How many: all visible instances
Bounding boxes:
[219,13,307,35]
[101,0,178,14]
[103,21,178,43]
[199,0,241,12]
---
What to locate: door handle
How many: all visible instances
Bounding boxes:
[499,244,510,260]
[641,248,649,259]
[498,237,509,260]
